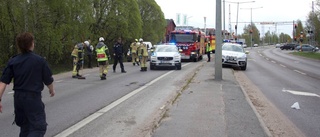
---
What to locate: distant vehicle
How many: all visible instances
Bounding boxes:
[222,43,248,70]
[253,44,258,47]
[150,44,182,70]
[280,43,297,50]
[275,43,281,48]
[127,50,132,62]
[242,44,247,48]
[295,44,319,52]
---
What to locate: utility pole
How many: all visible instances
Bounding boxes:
[215,0,222,80]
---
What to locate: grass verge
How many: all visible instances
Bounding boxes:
[291,52,320,60]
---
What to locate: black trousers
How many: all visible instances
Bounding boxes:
[14,92,47,137]
[87,55,92,68]
[207,52,211,61]
[113,55,125,71]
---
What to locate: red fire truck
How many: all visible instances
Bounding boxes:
[169,29,206,62]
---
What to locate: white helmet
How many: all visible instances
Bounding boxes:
[84,41,90,46]
[99,37,104,42]
[139,38,143,42]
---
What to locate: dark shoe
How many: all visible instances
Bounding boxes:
[137,62,140,66]
[72,75,78,78]
[133,63,135,66]
[140,68,143,71]
[144,67,147,71]
[121,70,126,73]
[78,76,86,79]
[113,70,116,73]
[100,77,106,80]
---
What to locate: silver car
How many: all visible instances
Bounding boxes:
[222,43,249,70]
[150,44,182,70]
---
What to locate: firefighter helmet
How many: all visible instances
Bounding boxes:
[84,41,90,46]
[139,38,143,42]
[99,37,104,42]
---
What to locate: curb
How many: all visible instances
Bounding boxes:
[233,70,273,137]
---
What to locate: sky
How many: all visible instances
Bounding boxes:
[154,0,315,37]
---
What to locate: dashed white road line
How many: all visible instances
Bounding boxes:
[279,64,286,68]
[266,58,269,60]
[54,63,191,137]
[259,54,263,56]
[294,70,306,75]
[271,60,276,64]
[282,89,320,98]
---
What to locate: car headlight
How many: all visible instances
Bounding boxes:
[174,55,181,60]
[191,52,196,54]
[238,54,246,60]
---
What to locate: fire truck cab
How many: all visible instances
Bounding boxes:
[169,29,205,62]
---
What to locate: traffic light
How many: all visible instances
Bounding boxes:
[235,25,237,30]
[249,30,253,34]
[294,24,297,29]
[294,37,297,41]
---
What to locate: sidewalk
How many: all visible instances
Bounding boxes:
[152,62,270,137]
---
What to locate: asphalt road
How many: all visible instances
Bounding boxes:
[243,46,320,137]
[0,61,201,137]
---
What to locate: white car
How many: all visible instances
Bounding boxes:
[253,44,258,47]
[222,43,248,70]
[150,44,182,70]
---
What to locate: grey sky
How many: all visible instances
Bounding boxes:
[155,0,314,37]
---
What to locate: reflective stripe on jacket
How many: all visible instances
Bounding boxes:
[96,46,108,61]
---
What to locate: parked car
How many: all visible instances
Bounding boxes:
[222,43,248,70]
[253,44,258,47]
[150,44,182,70]
[242,44,247,48]
[275,43,281,48]
[280,43,297,50]
[295,44,319,52]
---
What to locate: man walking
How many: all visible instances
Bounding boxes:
[0,32,55,137]
[112,38,126,73]
[130,39,140,66]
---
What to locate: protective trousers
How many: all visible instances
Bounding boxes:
[140,56,148,67]
[14,92,47,137]
[131,53,139,65]
[98,61,109,79]
[72,56,82,76]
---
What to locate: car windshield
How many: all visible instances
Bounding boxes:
[222,44,244,52]
[155,46,178,52]
[170,33,195,43]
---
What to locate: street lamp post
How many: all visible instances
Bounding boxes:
[241,6,263,48]
[224,0,255,41]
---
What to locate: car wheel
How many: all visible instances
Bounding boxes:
[150,64,155,70]
[240,63,247,71]
[176,64,181,70]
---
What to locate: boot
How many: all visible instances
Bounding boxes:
[136,62,140,66]
[144,67,147,71]
[140,67,144,71]
[121,70,127,73]
[133,62,135,66]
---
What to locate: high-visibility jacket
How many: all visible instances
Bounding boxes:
[206,43,212,52]
[138,43,148,57]
[71,43,84,60]
[96,42,109,62]
[130,42,139,54]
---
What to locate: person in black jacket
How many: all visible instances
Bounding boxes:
[112,38,126,73]
[0,32,55,137]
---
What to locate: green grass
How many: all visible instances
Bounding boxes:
[291,52,320,60]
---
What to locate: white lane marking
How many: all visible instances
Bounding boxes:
[55,80,63,83]
[55,63,191,137]
[259,54,262,56]
[271,60,276,64]
[279,64,286,68]
[8,91,14,94]
[282,89,320,98]
[266,58,269,61]
[294,70,306,75]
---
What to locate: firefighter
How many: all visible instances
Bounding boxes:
[71,41,89,79]
[96,37,110,80]
[206,41,212,62]
[138,38,148,71]
[130,39,140,66]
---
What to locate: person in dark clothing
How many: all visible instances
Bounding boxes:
[0,32,55,137]
[86,42,94,68]
[112,38,126,73]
